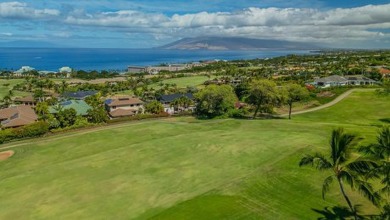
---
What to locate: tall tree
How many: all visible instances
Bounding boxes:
[284,83,309,119]
[195,84,237,118]
[35,102,49,121]
[246,79,280,119]
[359,126,390,217]
[299,128,379,220]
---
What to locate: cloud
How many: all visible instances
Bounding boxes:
[59,3,390,46]
[1,1,390,48]
[0,1,60,19]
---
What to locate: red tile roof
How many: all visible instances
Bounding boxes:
[108,109,136,118]
[0,105,38,128]
[379,68,390,75]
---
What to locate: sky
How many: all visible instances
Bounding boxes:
[1,0,390,48]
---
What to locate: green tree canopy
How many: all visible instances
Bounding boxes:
[283,83,309,119]
[246,79,281,119]
[145,100,164,114]
[195,84,237,118]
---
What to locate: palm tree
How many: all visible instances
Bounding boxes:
[299,128,379,220]
[359,126,390,217]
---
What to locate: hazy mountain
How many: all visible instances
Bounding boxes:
[159,37,319,50]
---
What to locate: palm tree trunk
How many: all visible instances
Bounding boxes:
[253,104,260,119]
[337,177,357,220]
[288,102,292,120]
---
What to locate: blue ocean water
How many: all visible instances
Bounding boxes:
[0,48,310,71]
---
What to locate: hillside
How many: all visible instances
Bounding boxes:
[159,37,319,50]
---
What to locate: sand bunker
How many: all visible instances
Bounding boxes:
[0,150,14,161]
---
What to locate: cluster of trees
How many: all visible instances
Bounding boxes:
[300,127,390,219]
[194,80,309,119]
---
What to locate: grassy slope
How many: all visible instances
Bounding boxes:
[0,89,388,219]
[149,75,209,89]
[0,79,28,99]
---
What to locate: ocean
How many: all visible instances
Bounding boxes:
[0,48,310,72]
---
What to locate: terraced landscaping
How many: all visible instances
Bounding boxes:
[0,89,388,219]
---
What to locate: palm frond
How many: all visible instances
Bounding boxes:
[299,153,332,170]
[346,159,378,174]
[330,128,356,165]
[322,175,335,200]
[299,154,315,167]
[339,170,355,190]
[355,179,381,207]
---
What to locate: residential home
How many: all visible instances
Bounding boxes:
[158,93,195,114]
[105,96,144,118]
[0,105,38,129]
[312,75,377,88]
[379,68,390,78]
[14,95,37,106]
[312,75,348,88]
[345,75,378,85]
[49,100,92,116]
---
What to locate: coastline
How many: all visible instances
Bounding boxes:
[0,48,311,71]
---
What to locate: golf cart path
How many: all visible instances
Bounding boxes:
[281,88,358,117]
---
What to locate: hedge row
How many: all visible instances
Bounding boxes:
[0,121,49,144]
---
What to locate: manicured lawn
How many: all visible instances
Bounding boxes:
[150,75,210,89]
[0,89,388,219]
[0,79,27,99]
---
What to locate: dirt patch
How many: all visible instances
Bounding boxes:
[317,91,335,98]
[0,150,14,161]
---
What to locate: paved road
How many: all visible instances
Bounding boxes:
[281,88,358,117]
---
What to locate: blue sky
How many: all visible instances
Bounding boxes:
[1,0,390,48]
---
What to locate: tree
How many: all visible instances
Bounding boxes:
[171,96,193,112]
[195,84,237,118]
[57,108,77,127]
[299,128,379,220]
[359,126,390,217]
[86,108,109,123]
[246,79,281,119]
[284,84,309,119]
[2,95,12,107]
[85,93,108,123]
[35,102,49,120]
[145,100,164,114]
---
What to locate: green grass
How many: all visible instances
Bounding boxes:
[0,79,27,99]
[150,75,210,89]
[0,89,389,219]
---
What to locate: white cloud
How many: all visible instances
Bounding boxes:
[0,1,60,19]
[1,1,390,47]
[59,4,390,47]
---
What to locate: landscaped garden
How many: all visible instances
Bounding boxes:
[0,89,388,219]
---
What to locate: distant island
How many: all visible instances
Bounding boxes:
[158,37,319,51]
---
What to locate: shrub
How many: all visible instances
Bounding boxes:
[0,121,49,144]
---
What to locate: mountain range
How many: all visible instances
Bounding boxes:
[158,37,319,50]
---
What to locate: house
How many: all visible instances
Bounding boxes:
[62,91,97,100]
[379,68,390,77]
[104,96,144,118]
[345,75,378,86]
[312,75,378,88]
[158,93,195,114]
[0,105,38,129]
[14,95,37,106]
[49,100,92,116]
[312,75,348,88]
